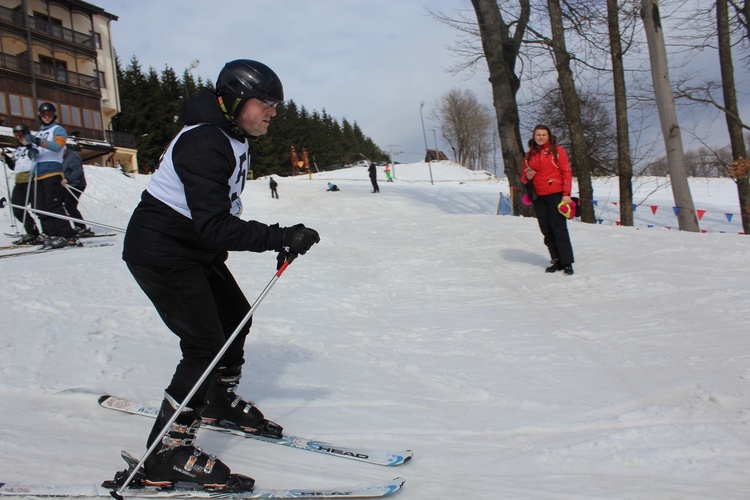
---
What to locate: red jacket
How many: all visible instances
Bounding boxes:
[521,143,572,197]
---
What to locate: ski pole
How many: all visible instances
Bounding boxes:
[0,153,20,235]
[65,183,120,209]
[0,196,125,234]
[112,256,296,499]
[63,183,81,202]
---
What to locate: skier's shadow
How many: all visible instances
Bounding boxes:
[240,341,331,404]
[500,248,549,267]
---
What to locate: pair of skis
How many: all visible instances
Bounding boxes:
[0,395,411,498]
[0,241,114,259]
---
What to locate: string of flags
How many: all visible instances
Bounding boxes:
[588,199,743,234]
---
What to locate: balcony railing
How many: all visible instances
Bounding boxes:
[0,53,99,91]
[0,5,95,49]
[106,130,136,149]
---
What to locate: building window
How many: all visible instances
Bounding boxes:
[83,109,93,129]
[97,71,106,89]
[9,94,34,117]
[92,110,102,130]
[0,92,6,115]
[60,104,71,124]
[71,106,82,127]
[93,32,102,49]
[62,105,82,127]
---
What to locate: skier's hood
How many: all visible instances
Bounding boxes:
[181,89,244,141]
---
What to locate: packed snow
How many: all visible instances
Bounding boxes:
[0,161,748,499]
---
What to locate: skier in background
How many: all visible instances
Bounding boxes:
[27,102,77,249]
[368,161,379,193]
[121,59,320,490]
[61,148,93,236]
[7,124,41,245]
[269,176,279,198]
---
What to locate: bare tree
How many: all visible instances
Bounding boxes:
[544,0,598,222]
[718,0,750,234]
[434,88,495,170]
[640,0,699,232]
[728,0,750,41]
[537,86,618,176]
[470,0,532,215]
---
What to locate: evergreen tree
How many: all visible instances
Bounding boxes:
[111,54,387,176]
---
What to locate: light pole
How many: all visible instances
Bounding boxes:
[419,101,434,185]
[432,129,440,162]
[185,59,200,99]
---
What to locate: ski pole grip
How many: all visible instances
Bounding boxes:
[276,253,294,276]
[0,197,7,208]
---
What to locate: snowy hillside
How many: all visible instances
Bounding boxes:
[0,162,748,499]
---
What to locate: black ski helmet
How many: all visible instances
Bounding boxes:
[38,102,57,121]
[13,124,30,136]
[216,59,283,120]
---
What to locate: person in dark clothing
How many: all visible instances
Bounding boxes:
[121,59,320,489]
[368,162,379,193]
[269,176,278,198]
[61,148,92,235]
[7,124,41,245]
[521,124,575,275]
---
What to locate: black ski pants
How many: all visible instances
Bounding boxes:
[35,175,75,238]
[11,181,39,236]
[126,261,252,409]
[62,184,86,229]
[532,192,575,265]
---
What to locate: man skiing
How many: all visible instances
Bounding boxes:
[121,59,320,490]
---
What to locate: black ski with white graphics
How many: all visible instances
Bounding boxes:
[0,242,113,260]
[99,395,413,467]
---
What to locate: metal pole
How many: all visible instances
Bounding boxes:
[1,152,20,234]
[432,129,440,163]
[111,258,294,499]
[0,197,125,233]
[65,183,119,209]
[419,102,434,185]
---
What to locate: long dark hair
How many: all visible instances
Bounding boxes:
[525,124,559,164]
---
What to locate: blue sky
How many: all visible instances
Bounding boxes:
[94,0,487,165]
[94,0,749,170]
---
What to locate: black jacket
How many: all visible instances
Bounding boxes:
[122,89,284,267]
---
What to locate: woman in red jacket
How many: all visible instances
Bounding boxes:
[521,125,575,275]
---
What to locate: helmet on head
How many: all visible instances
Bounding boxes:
[216,59,283,120]
[38,102,57,121]
[13,124,30,135]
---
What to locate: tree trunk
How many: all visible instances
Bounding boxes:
[471,0,532,216]
[717,0,750,234]
[640,0,699,232]
[546,0,596,223]
[606,0,634,226]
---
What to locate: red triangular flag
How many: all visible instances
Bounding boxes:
[650,205,658,215]
[697,209,706,220]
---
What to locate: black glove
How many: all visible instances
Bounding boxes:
[278,224,320,263]
[26,145,38,160]
[31,136,42,146]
